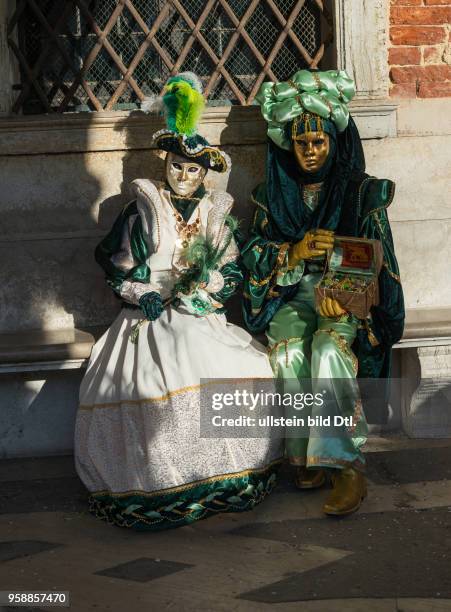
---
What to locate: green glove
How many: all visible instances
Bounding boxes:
[139,292,164,321]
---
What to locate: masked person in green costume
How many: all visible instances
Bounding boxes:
[241,70,405,516]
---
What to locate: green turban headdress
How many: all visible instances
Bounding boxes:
[256,69,356,151]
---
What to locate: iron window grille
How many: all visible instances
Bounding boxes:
[8,0,333,114]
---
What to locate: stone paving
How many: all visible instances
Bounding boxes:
[1,438,451,612]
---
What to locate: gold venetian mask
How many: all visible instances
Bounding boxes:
[293,131,330,174]
[166,152,206,197]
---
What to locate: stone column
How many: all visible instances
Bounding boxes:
[332,0,391,99]
[402,345,451,438]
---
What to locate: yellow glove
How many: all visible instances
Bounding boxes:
[288,229,334,268]
[319,297,347,318]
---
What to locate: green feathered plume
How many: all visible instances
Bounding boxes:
[173,215,239,296]
[163,75,205,137]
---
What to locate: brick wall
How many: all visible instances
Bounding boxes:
[390,0,451,97]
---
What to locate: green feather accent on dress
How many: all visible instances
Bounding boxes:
[172,215,239,296]
[88,461,281,531]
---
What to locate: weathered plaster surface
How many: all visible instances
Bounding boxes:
[363,134,451,308]
[0,115,449,333]
[364,135,450,222]
[0,370,82,458]
[334,0,390,99]
[0,145,267,331]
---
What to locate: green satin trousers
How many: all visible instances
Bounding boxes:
[267,273,367,471]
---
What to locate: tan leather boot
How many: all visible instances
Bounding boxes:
[323,467,367,516]
[295,467,326,490]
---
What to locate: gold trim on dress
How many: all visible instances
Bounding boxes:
[312,72,322,89]
[314,328,358,375]
[363,319,380,347]
[250,277,268,287]
[268,336,306,370]
[79,377,269,411]
[249,241,290,287]
[251,195,268,213]
[79,383,204,410]
[383,261,401,283]
[347,399,364,434]
[357,176,375,220]
[289,455,366,471]
[251,207,258,227]
[91,458,284,498]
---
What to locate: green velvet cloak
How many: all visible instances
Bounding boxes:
[242,172,405,380]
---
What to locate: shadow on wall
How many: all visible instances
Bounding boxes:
[97,111,166,231]
[0,119,106,334]
[0,107,270,457]
[0,106,269,336]
[0,112,160,335]
[220,105,268,327]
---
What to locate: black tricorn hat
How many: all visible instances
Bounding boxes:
[152,129,229,173]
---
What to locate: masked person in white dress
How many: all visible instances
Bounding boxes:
[74,73,283,531]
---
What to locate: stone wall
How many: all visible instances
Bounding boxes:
[0,98,450,334]
[0,143,266,332]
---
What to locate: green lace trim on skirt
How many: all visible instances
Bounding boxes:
[89,461,282,531]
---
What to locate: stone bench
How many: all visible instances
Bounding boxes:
[0,308,450,457]
[394,307,451,349]
[1,307,446,371]
[0,328,101,457]
[393,308,451,439]
[0,328,100,374]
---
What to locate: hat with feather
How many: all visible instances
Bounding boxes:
[142,72,230,173]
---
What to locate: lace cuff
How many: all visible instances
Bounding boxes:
[119,280,160,305]
[204,270,225,293]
